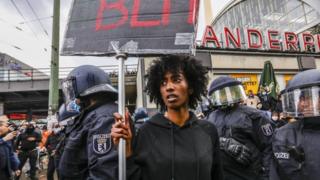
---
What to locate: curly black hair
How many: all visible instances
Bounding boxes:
[145,54,208,111]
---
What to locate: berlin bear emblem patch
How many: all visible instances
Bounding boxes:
[93,134,112,154]
[261,123,273,136]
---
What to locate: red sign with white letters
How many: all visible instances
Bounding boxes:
[201,26,320,53]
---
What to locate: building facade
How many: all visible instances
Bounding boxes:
[199,0,320,94]
[136,0,320,112]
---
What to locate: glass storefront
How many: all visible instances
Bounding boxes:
[213,0,320,47]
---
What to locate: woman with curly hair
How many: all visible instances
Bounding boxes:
[111,55,223,180]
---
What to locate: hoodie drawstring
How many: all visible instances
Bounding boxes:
[191,123,200,180]
[170,122,175,180]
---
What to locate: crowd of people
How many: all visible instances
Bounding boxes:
[0,54,319,180]
[0,116,67,180]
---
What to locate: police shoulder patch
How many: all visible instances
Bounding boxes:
[92,134,112,154]
[261,123,273,136]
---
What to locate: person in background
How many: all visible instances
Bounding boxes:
[15,122,41,180]
[0,115,20,180]
[279,112,296,124]
[258,87,272,111]
[112,55,223,180]
[244,90,260,109]
[197,96,214,119]
[270,111,287,128]
[18,121,27,134]
[33,123,41,135]
[45,123,62,180]
[132,107,149,131]
[38,125,51,151]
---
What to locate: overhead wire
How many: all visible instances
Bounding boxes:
[0,17,23,31]
[0,16,23,51]
[19,16,52,24]
[25,0,49,36]
[0,39,23,51]
[9,0,51,52]
[9,0,39,38]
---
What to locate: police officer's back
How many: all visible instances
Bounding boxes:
[59,65,118,180]
[270,69,320,180]
[206,76,273,180]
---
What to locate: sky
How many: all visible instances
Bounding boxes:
[0,0,231,70]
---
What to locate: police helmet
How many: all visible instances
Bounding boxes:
[62,65,118,104]
[57,104,79,126]
[133,107,148,121]
[281,69,320,118]
[208,76,247,107]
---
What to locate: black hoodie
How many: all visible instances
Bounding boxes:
[127,112,223,180]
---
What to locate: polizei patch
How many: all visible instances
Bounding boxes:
[274,152,290,159]
[93,134,112,154]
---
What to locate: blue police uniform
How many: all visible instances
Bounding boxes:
[59,102,118,179]
[59,65,118,180]
[207,105,273,180]
[206,76,273,180]
[270,69,320,180]
[270,119,320,180]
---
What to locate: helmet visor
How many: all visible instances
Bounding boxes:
[62,77,78,105]
[209,84,247,107]
[282,86,320,117]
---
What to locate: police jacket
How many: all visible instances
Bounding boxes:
[55,118,75,162]
[270,118,320,180]
[0,138,20,179]
[59,102,118,180]
[206,105,273,180]
[15,130,41,151]
[127,112,223,180]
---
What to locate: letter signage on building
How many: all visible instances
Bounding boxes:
[202,26,320,53]
[61,0,199,56]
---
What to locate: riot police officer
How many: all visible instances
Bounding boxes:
[206,76,273,180]
[132,107,149,131]
[59,65,118,179]
[198,96,214,119]
[270,69,320,180]
[54,103,79,179]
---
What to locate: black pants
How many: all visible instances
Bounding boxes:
[0,170,10,180]
[54,157,60,179]
[15,150,38,180]
[47,156,56,180]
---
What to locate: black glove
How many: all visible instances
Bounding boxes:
[220,137,252,165]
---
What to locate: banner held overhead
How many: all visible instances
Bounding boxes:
[61,0,199,56]
[60,1,199,180]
